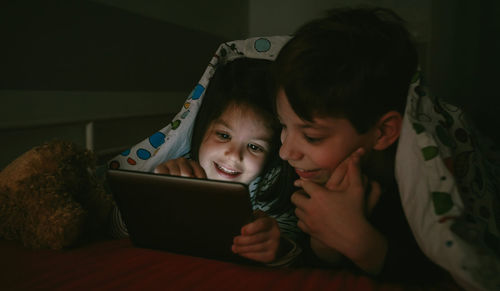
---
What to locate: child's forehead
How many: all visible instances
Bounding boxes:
[213,105,274,136]
[223,101,253,112]
[223,101,273,120]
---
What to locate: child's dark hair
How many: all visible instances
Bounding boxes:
[273,7,418,133]
[190,57,291,214]
[191,57,279,162]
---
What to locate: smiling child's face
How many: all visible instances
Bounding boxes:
[198,103,273,184]
[276,88,377,185]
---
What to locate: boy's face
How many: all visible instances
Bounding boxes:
[198,103,273,184]
[276,89,377,185]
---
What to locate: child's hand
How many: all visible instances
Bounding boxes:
[291,148,382,263]
[231,210,281,263]
[154,157,207,179]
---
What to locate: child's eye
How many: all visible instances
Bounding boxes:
[216,132,230,140]
[304,135,322,143]
[248,143,264,153]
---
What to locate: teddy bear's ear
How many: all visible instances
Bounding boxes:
[0,140,114,250]
[0,145,53,190]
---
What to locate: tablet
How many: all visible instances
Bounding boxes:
[106,169,255,262]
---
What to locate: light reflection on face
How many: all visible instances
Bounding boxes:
[198,103,273,184]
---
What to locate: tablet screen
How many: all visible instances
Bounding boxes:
[106,169,255,262]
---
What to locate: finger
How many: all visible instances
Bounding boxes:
[297,179,328,199]
[293,180,315,196]
[345,147,365,188]
[296,219,309,233]
[241,217,275,235]
[324,159,349,190]
[233,231,271,246]
[187,159,207,178]
[294,207,306,221]
[165,162,181,176]
[325,147,365,190]
[175,158,195,177]
[153,163,170,175]
[290,190,310,207]
[366,180,382,215]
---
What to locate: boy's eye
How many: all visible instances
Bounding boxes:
[216,132,230,140]
[280,124,287,135]
[248,143,264,153]
[304,135,322,143]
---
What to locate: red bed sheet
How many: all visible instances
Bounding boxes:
[0,238,462,291]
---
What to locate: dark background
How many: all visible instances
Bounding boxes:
[0,0,224,91]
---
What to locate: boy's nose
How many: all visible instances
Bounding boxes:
[279,136,301,161]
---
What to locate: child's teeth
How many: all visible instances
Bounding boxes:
[218,164,237,174]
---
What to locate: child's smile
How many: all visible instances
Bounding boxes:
[213,161,242,178]
[198,103,273,184]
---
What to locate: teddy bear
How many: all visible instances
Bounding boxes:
[0,140,115,249]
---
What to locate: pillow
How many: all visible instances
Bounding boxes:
[395,72,500,291]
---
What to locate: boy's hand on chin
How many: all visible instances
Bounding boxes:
[231,210,281,263]
[290,147,381,256]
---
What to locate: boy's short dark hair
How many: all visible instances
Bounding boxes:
[273,7,418,133]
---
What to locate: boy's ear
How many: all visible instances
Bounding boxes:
[372,111,402,150]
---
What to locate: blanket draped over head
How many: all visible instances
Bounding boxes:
[397,72,500,290]
[108,36,290,175]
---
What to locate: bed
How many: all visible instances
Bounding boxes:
[0,238,462,291]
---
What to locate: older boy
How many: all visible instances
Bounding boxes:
[273,7,444,281]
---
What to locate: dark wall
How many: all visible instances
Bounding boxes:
[431,1,500,145]
[475,1,500,145]
[0,0,225,91]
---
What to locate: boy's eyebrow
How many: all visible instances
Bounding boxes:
[299,119,330,131]
[277,112,328,130]
[300,124,326,130]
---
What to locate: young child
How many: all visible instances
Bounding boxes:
[154,57,279,186]
[272,7,445,281]
[154,57,300,265]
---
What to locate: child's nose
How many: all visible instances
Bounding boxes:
[224,144,244,161]
[279,135,301,161]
